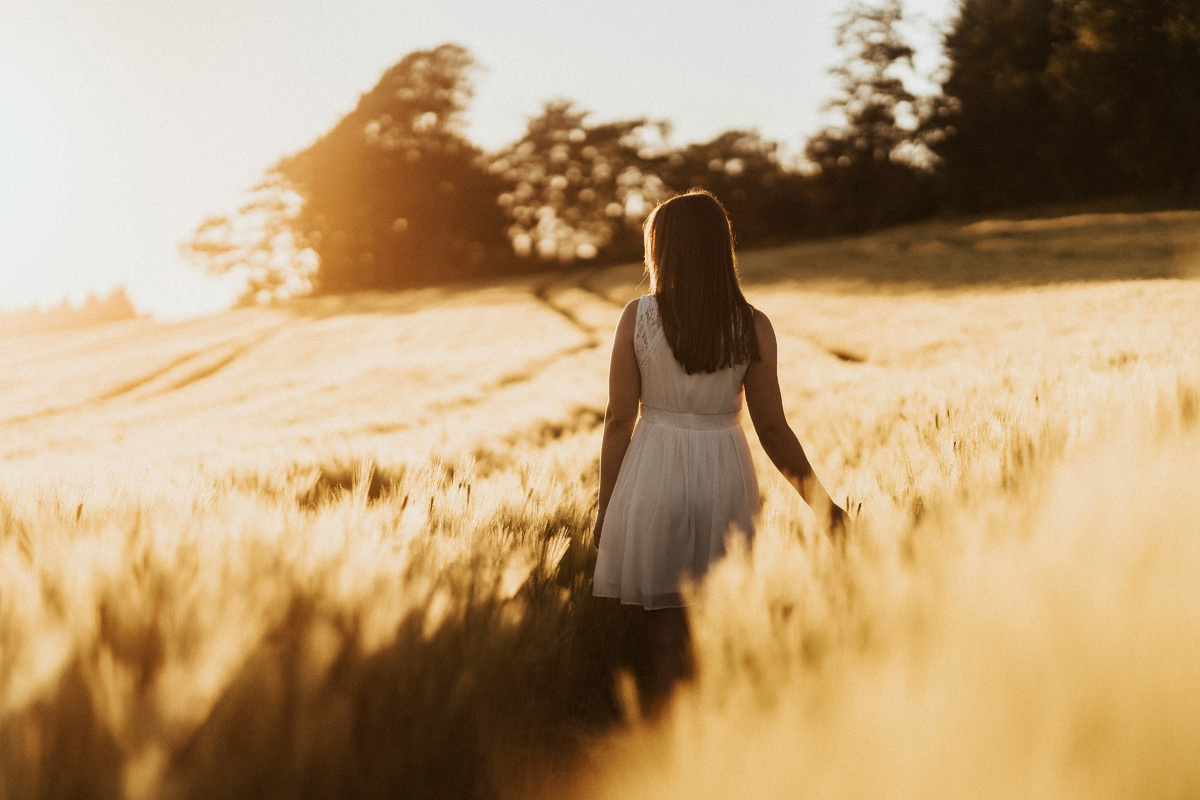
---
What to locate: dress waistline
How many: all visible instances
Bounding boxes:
[639,405,740,431]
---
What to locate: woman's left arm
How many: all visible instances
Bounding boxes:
[593,299,641,547]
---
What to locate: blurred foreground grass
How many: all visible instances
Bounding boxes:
[2,209,1200,798]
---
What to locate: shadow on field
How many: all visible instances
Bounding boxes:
[0,661,125,800]
[159,589,644,799]
[0,530,653,800]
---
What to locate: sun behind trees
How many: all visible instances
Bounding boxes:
[278,45,514,293]
[184,38,830,301]
[183,45,515,302]
[185,1,1200,301]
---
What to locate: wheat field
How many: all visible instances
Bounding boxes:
[2,209,1200,799]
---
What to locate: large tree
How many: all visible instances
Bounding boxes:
[277,44,513,292]
[490,102,816,264]
[187,44,513,297]
[932,0,1066,209]
[933,0,1200,208]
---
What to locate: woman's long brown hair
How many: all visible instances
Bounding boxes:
[644,189,759,374]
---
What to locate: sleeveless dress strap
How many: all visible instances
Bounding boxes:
[634,295,664,365]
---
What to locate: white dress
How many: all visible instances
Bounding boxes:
[593,294,761,609]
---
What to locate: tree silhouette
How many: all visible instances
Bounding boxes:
[276,44,513,292]
[806,0,937,231]
[932,0,1200,208]
[931,0,1066,208]
[0,288,139,337]
[490,105,817,265]
[1043,0,1200,200]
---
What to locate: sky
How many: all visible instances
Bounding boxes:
[0,0,955,319]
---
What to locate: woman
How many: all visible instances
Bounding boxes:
[592,189,846,701]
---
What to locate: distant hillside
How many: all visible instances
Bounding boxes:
[0,287,139,338]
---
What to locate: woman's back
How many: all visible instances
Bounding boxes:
[635,295,747,417]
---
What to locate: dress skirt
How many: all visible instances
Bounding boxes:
[592,406,760,609]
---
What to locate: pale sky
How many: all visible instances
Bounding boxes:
[0,0,955,319]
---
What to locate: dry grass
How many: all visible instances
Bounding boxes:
[2,209,1199,798]
[582,420,1200,800]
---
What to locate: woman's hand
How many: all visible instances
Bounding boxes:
[592,510,605,549]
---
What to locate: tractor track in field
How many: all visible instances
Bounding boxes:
[425,270,620,417]
[530,275,602,349]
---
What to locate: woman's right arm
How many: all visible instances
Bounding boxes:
[744,309,847,538]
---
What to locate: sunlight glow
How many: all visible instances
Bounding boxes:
[0,0,957,319]
[0,52,75,302]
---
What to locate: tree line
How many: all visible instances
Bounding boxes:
[0,287,138,338]
[186,0,1200,302]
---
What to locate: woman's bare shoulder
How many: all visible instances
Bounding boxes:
[613,297,640,338]
[751,306,776,340]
